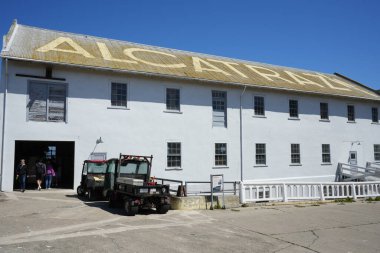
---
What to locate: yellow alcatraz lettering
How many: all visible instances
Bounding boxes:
[36,37,94,58]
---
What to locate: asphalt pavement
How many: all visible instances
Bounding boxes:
[0,189,379,253]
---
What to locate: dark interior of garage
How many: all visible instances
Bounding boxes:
[14,141,75,190]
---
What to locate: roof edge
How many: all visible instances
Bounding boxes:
[2,19,18,52]
[4,56,380,103]
[334,73,377,94]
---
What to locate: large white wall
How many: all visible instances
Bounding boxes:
[0,60,379,191]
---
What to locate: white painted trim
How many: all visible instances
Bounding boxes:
[3,24,19,52]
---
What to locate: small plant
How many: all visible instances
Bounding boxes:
[241,203,249,207]
[366,197,373,202]
[375,196,380,201]
[335,197,354,203]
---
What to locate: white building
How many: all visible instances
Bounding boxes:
[1,21,380,192]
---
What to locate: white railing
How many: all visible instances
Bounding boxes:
[240,181,380,203]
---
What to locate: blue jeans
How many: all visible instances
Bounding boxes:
[19,174,26,190]
[45,174,52,189]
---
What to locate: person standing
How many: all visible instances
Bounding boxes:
[45,160,55,189]
[35,159,46,191]
[16,159,27,192]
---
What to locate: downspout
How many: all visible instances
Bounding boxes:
[240,85,247,182]
[0,58,8,191]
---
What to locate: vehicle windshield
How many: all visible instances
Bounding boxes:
[87,162,107,174]
[119,161,148,177]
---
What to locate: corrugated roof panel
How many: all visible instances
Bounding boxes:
[2,23,379,101]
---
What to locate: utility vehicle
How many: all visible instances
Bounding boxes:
[77,160,107,200]
[104,154,171,216]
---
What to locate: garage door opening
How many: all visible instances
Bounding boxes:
[14,141,75,190]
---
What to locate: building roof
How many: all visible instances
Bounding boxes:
[2,21,380,101]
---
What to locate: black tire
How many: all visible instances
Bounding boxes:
[124,200,138,216]
[88,189,96,201]
[77,186,85,197]
[156,204,170,214]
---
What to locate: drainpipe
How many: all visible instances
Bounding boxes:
[0,58,8,191]
[240,85,247,182]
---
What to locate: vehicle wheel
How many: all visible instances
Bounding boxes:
[124,200,138,216]
[88,189,96,201]
[77,186,85,197]
[156,204,170,214]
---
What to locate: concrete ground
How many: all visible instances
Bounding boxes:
[0,190,379,253]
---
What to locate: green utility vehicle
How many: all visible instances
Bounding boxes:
[77,160,107,200]
[104,154,171,216]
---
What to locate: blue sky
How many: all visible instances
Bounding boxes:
[1,0,379,90]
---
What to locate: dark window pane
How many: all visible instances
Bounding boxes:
[289,100,298,118]
[254,96,265,116]
[166,88,180,111]
[215,143,227,166]
[372,108,378,123]
[111,83,127,107]
[347,105,355,121]
[320,103,329,120]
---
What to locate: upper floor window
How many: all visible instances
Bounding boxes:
[289,100,298,118]
[322,144,331,163]
[254,96,265,116]
[255,143,266,165]
[347,105,355,122]
[374,144,380,161]
[167,142,181,168]
[215,143,227,166]
[320,102,329,120]
[166,88,180,111]
[372,107,379,123]
[290,144,301,164]
[28,81,67,122]
[212,91,227,127]
[111,83,127,107]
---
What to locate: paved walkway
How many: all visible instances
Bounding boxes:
[0,190,379,252]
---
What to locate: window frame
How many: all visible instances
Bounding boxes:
[290,143,301,165]
[214,143,228,167]
[288,99,299,119]
[27,80,68,123]
[255,143,267,165]
[321,144,331,164]
[167,142,182,169]
[165,88,181,112]
[212,90,227,127]
[110,82,128,109]
[253,96,265,117]
[347,104,355,122]
[320,102,329,121]
[374,144,380,161]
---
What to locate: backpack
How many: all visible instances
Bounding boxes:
[36,163,45,174]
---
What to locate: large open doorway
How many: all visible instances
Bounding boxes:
[14,141,75,190]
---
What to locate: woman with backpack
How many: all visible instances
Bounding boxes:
[45,160,55,189]
[35,159,46,191]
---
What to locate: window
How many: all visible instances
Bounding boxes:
[374,145,380,161]
[166,88,180,111]
[215,143,227,166]
[347,105,355,122]
[372,107,379,123]
[255,143,266,165]
[212,91,227,127]
[111,83,127,107]
[322,144,331,163]
[290,144,301,164]
[167,142,181,168]
[28,81,67,122]
[254,96,265,116]
[289,100,298,118]
[320,103,329,120]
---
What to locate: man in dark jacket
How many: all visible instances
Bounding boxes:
[16,159,27,192]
